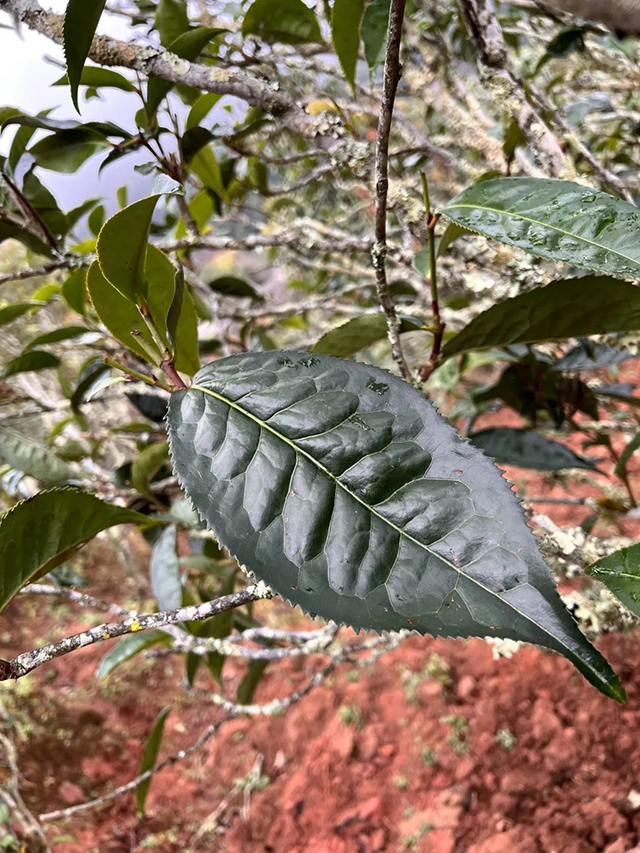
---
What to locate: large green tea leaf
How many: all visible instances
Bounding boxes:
[587,544,640,618]
[0,489,149,612]
[167,351,623,701]
[444,178,640,279]
[443,278,640,358]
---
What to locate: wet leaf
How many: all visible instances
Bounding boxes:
[167,351,624,701]
[444,178,640,279]
[0,488,148,612]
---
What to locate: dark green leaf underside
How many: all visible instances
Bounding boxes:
[469,428,598,472]
[167,351,623,701]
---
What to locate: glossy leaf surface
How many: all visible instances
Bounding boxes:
[587,544,640,618]
[0,489,147,612]
[469,428,598,472]
[167,351,623,700]
[444,178,640,280]
[443,278,640,358]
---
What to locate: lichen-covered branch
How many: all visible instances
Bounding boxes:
[373,0,411,381]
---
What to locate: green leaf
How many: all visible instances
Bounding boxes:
[150,524,181,611]
[29,131,106,173]
[86,261,161,364]
[53,67,136,92]
[437,222,475,258]
[444,178,640,279]
[311,313,425,357]
[167,351,625,702]
[332,0,365,89]
[0,302,44,326]
[132,441,170,497]
[442,278,640,358]
[587,544,640,617]
[3,350,60,379]
[136,707,170,817]
[96,631,167,678]
[88,204,105,236]
[63,0,109,112]
[96,177,184,302]
[242,0,321,44]
[237,659,269,705]
[0,428,75,483]
[206,275,262,301]
[155,0,189,45]
[70,358,109,412]
[25,326,88,349]
[145,245,200,376]
[62,267,88,315]
[2,113,128,138]
[361,0,390,74]
[0,488,148,612]
[186,93,222,130]
[469,428,598,472]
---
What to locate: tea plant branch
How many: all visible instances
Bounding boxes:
[372,0,411,381]
[458,0,570,178]
[418,173,445,383]
[103,357,172,393]
[0,0,351,151]
[0,258,81,287]
[0,583,272,681]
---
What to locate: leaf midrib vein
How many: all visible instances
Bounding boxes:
[446,202,640,269]
[191,383,584,668]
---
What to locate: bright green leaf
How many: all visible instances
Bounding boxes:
[96,176,184,302]
[96,631,167,678]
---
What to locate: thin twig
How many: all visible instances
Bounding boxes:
[372,0,411,381]
[0,584,272,681]
[104,357,172,393]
